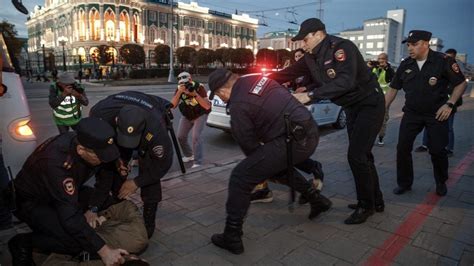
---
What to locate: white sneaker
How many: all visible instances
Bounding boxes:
[182,155,194,163]
[191,164,201,168]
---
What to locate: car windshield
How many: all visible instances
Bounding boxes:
[0,33,15,72]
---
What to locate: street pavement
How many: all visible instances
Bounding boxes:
[1,81,473,265]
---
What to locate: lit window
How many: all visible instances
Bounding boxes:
[377,42,384,48]
[366,42,373,48]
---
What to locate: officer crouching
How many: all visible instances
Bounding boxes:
[9,118,129,266]
[207,69,332,255]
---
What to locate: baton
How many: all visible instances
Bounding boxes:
[165,107,186,174]
[284,113,295,212]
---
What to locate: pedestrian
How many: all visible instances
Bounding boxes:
[251,48,325,205]
[367,52,395,146]
[385,31,467,196]
[90,91,174,238]
[51,68,58,81]
[170,72,211,168]
[48,72,88,134]
[78,69,83,83]
[271,18,386,224]
[208,69,332,254]
[8,117,129,266]
[414,48,464,157]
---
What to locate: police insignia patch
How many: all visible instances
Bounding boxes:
[429,77,438,86]
[334,49,346,62]
[405,69,412,74]
[327,68,336,79]
[152,145,164,158]
[63,178,75,195]
[145,133,153,141]
[451,63,460,73]
[249,77,269,96]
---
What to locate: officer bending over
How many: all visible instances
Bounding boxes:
[9,117,128,266]
[385,30,467,196]
[207,69,332,255]
[90,91,173,238]
[271,18,386,225]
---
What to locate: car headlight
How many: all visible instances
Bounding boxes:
[8,117,36,141]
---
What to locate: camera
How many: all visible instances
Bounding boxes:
[369,60,379,67]
[59,83,84,94]
[183,82,195,92]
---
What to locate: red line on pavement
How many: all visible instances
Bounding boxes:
[365,149,474,266]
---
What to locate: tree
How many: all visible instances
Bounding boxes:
[256,48,277,67]
[154,44,170,66]
[175,46,196,67]
[119,44,145,65]
[0,20,23,58]
[232,48,254,67]
[195,48,215,67]
[96,45,114,66]
[214,48,227,67]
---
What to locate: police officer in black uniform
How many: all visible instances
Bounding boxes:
[385,30,467,196]
[90,91,173,238]
[270,18,386,225]
[9,117,129,266]
[207,69,332,255]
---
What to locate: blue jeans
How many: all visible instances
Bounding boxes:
[421,113,455,151]
[177,114,208,165]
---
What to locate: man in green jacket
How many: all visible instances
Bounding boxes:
[49,72,89,134]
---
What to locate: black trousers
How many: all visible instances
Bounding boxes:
[57,124,78,134]
[397,111,449,187]
[344,92,385,207]
[295,159,323,180]
[226,132,319,222]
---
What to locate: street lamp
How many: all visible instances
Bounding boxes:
[168,0,176,83]
[220,43,229,48]
[58,36,68,71]
[40,39,47,73]
[107,37,117,72]
[190,40,199,48]
[154,38,164,45]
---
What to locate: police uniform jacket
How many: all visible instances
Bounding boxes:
[228,74,314,156]
[390,50,465,115]
[272,35,382,107]
[14,133,106,253]
[90,91,173,188]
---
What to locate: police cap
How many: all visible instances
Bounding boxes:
[402,30,432,44]
[292,18,326,41]
[208,68,232,100]
[76,117,120,163]
[116,105,147,148]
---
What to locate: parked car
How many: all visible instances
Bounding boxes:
[206,91,346,132]
[0,34,37,177]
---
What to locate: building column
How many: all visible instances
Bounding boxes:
[99,5,104,41]
[129,8,134,43]
[85,5,90,40]
[115,6,120,41]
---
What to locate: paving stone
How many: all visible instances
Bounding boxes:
[140,239,171,261]
[412,231,466,260]
[394,245,440,265]
[254,256,284,266]
[289,222,340,243]
[438,223,474,245]
[157,211,196,235]
[317,235,371,263]
[281,245,339,265]
[459,191,474,205]
[147,251,179,265]
[193,181,228,194]
[157,201,184,218]
[437,256,459,266]
[171,245,233,266]
[158,228,210,256]
[204,190,228,206]
[460,250,474,266]
[347,226,394,248]
[164,185,201,200]
[174,193,215,210]
[185,205,225,226]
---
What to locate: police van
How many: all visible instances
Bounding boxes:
[206,86,346,132]
[0,34,37,176]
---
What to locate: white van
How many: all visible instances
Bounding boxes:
[0,34,37,177]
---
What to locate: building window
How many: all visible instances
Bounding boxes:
[224,24,230,33]
[208,22,214,30]
[191,34,196,41]
[377,42,384,48]
[357,36,363,40]
[149,11,156,21]
[190,18,196,27]
[197,20,202,28]
[216,23,221,31]
[359,43,363,49]
[198,35,202,45]
[209,37,213,48]
[183,17,189,26]
[161,31,166,42]
[185,34,189,45]
[235,26,240,35]
[366,42,374,48]
[159,13,167,23]
[367,34,384,40]
[349,36,355,41]
[250,29,254,37]
[150,28,156,42]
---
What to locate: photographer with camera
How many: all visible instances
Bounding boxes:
[170,72,211,168]
[367,53,395,146]
[49,72,89,134]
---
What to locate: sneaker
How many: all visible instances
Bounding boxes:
[250,189,273,203]
[182,155,194,163]
[415,145,428,152]
[377,137,384,147]
[191,164,201,168]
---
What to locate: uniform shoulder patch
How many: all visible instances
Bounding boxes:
[152,145,164,158]
[63,178,75,195]
[334,49,346,62]
[451,63,460,73]
[249,77,269,96]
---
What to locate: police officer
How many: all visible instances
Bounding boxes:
[90,91,174,238]
[385,30,467,196]
[271,18,386,224]
[9,117,128,266]
[207,69,332,255]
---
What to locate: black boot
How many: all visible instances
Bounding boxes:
[143,202,158,238]
[344,201,375,225]
[8,233,35,266]
[348,200,385,212]
[304,188,332,219]
[211,219,244,254]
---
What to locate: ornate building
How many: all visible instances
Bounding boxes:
[26,0,258,70]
